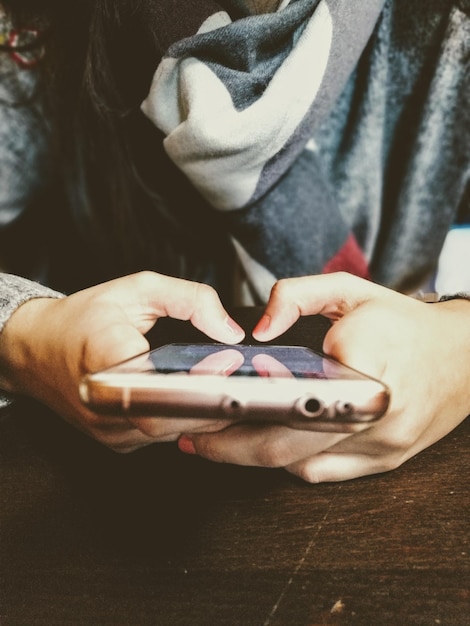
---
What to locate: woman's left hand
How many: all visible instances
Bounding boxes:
[178,273,470,482]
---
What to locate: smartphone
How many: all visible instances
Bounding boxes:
[79,343,390,433]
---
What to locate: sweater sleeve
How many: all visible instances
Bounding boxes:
[0,273,64,408]
[439,292,470,303]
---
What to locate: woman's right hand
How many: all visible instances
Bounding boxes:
[0,271,245,451]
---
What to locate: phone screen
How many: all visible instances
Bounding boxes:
[121,343,366,381]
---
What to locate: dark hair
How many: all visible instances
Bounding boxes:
[0,1,232,295]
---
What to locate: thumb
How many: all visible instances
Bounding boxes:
[253,273,388,342]
[322,316,388,381]
[82,323,151,374]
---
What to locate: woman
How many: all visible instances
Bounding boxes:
[0,0,468,482]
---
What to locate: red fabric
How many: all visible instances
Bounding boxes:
[322,233,370,279]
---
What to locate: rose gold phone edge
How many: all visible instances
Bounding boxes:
[79,344,390,434]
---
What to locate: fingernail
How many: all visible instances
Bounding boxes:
[253,314,271,337]
[178,435,196,455]
[225,316,244,338]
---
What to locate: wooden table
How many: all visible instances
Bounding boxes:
[1,309,468,625]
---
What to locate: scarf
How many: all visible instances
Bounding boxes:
[141,0,386,302]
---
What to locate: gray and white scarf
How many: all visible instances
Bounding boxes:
[141,0,385,302]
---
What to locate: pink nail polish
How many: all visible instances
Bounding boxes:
[178,435,196,455]
[253,314,271,336]
[225,316,244,337]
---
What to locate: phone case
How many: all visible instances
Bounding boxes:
[79,343,390,433]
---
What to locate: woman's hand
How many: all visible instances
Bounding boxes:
[0,271,244,452]
[179,273,470,482]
